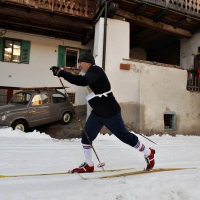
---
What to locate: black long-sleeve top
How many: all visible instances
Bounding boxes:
[58,65,120,118]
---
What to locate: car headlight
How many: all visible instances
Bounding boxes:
[1,115,6,121]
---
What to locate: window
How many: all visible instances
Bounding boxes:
[164,111,176,130]
[68,93,75,104]
[4,40,21,62]
[10,92,31,105]
[57,45,86,67]
[66,49,79,68]
[52,93,66,103]
[0,37,30,64]
[187,55,200,91]
[32,93,51,106]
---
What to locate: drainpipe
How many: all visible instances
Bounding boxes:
[102,0,108,70]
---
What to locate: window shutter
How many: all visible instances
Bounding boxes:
[21,40,30,64]
[57,45,66,67]
[0,37,3,61]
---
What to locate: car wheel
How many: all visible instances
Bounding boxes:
[61,112,72,125]
[12,120,27,132]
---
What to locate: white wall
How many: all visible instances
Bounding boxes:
[94,18,132,101]
[180,32,200,70]
[93,19,104,67]
[126,61,200,135]
[93,18,140,130]
[94,18,200,135]
[0,31,93,106]
[110,55,200,135]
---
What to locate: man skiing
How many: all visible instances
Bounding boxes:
[50,49,155,173]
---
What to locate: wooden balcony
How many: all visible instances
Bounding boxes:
[1,0,200,49]
[2,0,97,18]
[0,0,98,42]
[144,0,200,17]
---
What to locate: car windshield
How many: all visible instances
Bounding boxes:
[10,92,31,105]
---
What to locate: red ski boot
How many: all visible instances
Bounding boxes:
[144,148,155,170]
[72,162,94,173]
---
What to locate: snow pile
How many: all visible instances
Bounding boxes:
[0,127,51,139]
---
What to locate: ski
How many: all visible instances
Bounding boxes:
[1,167,196,179]
[0,167,134,179]
[79,167,197,180]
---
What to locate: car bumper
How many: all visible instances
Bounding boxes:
[0,119,10,127]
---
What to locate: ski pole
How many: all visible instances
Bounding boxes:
[125,125,157,145]
[58,76,105,171]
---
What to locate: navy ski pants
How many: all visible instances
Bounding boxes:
[81,111,138,147]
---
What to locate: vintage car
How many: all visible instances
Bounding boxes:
[0,88,74,132]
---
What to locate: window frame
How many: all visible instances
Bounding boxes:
[4,39,21,63]
[163,111,176,131]
[9,92,31,105]
[52,93,66,104]
[31,93,51,106]
[65,47,79,68]
[57,45,86,68]
[0,37,30,64]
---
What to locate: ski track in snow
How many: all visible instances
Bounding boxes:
[0,128,200,200]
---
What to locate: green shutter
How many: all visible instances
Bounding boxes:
[57,45,66,67]
[0,37,3,61]
[20,40,30,64]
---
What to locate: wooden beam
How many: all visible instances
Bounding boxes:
[0,18,85,37]
[153,9,169,22]
[82,28,94,45]
[133,3,147,16]
[116,9,192,38]
[173,17,187,29]
[0,6,92,30]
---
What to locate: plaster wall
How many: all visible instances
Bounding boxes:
[93,20,104,67]
[113,58,200,136]
[0,31,93,106]
[93,18,139,131]
[128,61,200,135]
[105,18,140,131]
[180,32,200,70]
[94,18,200,135]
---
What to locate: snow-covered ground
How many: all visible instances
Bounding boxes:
[0,127,200,200]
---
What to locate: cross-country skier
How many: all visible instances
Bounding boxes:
[50,49,155,173]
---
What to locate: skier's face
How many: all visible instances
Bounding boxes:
[78,62,91,73]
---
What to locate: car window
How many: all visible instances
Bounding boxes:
[10,92,31,105]
[32,93,51,106]
[52,93,66,103]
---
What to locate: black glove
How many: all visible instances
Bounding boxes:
[50,66,62,76]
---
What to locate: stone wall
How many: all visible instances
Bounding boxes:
[0,89,7,106]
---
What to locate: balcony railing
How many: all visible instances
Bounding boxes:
[187,70,200,92]
[144,0,200,17]
[5,0,97,18]
[5,0,200,18]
